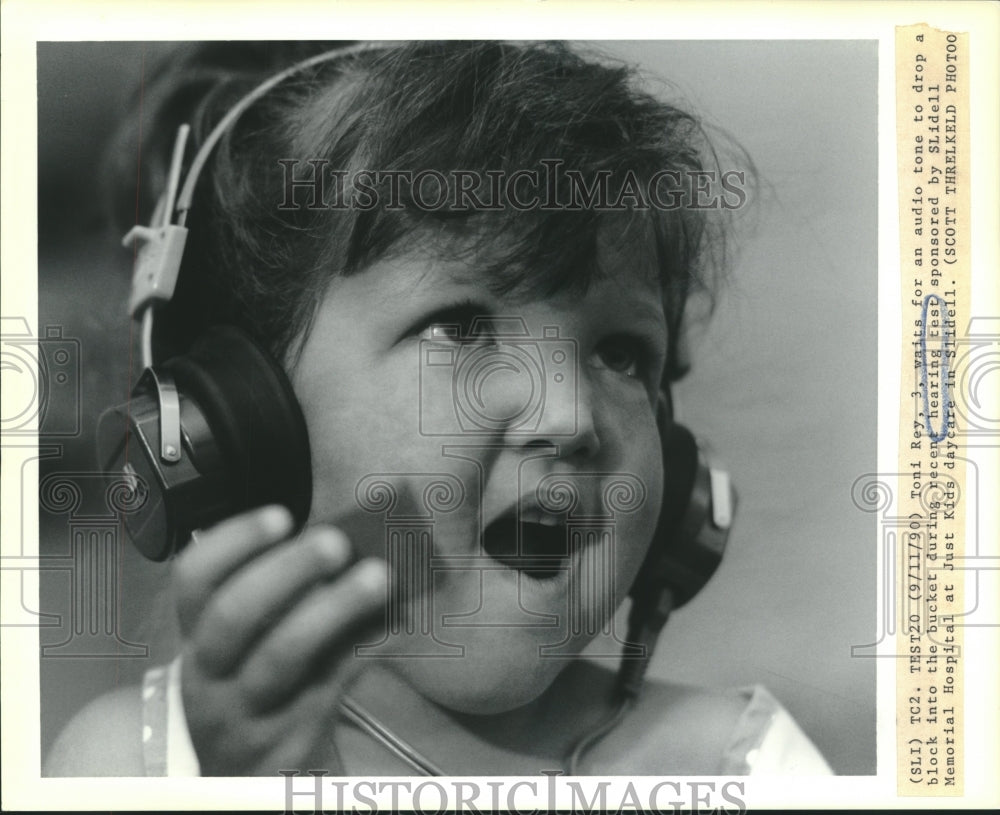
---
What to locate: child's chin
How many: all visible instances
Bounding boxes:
[431,684,546,716]
[400,658,557,715]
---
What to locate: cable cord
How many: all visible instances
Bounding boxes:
[340,685,641,776]
[565,599,672,774]
[341,691,636,777]
[336,594,667,777]
[338,696,445,777]
[566,695,635,775]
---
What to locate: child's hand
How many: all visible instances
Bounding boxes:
[173,505,386,776]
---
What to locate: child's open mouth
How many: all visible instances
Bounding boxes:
[481,515,571,580]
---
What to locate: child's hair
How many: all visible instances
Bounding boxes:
[109,41,744,381]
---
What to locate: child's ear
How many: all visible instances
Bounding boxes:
[666,297,700,382]
[673,329,691,378]
[657,388,674,427]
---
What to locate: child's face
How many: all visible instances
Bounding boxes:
[291,241,667,714]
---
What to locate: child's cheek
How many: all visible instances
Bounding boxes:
[616,412,665,588]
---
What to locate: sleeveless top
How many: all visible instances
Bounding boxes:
[141,659,833,776]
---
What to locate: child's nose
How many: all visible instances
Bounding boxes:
[528,374,601,460]
[463,341,601,457]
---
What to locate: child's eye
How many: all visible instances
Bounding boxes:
[594,335,650,380]
[423,323,464,342]
[412,301,496,345]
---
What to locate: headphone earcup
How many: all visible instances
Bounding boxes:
[617,415,735,697]
[167,325,312,521]
[628,421,699,606]
[98,326,311,560]
[629,416,734,613]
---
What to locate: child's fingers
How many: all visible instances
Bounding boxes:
[173,505,294,635]
[184,623,373,776]
[237,558,387,712]
[190,526,353,677]
[253,652,370,775]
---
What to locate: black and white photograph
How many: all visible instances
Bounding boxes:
[2,1,998,811]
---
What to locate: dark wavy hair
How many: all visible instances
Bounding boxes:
[108,41,750,380]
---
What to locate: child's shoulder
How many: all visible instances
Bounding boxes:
[630,676,755,771]
[563,661,830,775]
[564,662,750,775]
[44,684,146,777]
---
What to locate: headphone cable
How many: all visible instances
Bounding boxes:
[338,696,445,777]
[341,691,636,778]
[566,695,635,775]
[565,589,675,774]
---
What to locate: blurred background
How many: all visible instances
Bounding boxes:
[33,40,876,774]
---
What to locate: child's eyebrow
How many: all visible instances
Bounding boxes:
[622,298,667,334]
[420,298,492,325]
[611,299,669,358]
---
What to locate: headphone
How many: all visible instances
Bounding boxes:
[97,44,736,677]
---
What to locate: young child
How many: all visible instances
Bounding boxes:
[45,40,831,777]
